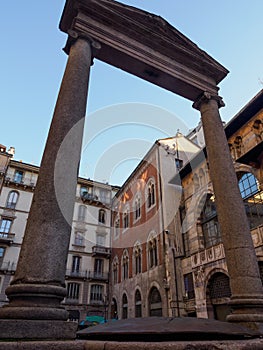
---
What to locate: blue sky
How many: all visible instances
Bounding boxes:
[1,1,263,185]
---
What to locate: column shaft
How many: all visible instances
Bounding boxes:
[0,37,92,325]
[196,94,263,330]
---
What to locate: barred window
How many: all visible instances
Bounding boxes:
[90,284,103,303]
[67,283,80,300]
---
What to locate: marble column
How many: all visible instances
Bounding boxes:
[193,92,263,332]
[0,33,94,340]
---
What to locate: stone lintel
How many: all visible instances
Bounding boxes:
[59,0,229,102]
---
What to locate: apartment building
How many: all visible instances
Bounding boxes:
[0,154,119,321]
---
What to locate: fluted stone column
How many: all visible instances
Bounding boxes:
[194,93,263,332]
[0,34,94,340]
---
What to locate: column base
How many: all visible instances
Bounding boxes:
[0,319,78,340]
[227,295,263,333]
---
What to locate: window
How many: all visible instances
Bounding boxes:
[96,234,105,247]
[148,238,158,268]
[123,209,129,229]
[135,290,142,318]
[94,258,103,277]
[6,191,19,209]
[134,244,142,274]
[0,219,12,235]
[67,283,80,300]
[122,250,129,280]
[122,293,128,319]
[78,205,86,221]
[134,195,141,221]
[90,284,103,303]
[114,216,120,238]
[147,180,155,208]
[0,247,5,264]
[200,194,221,248]
[74,232,84,246]
[113,257,119,284]
[184,273,195,300]
[238,172,263,229]
[98,209,106,224]
[14,170,23,183]
[71,256,81,274]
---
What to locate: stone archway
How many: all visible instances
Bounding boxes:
[206,272,231,321]
[149,287,162,317]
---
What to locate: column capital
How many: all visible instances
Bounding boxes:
[63,29,101,57]
[192,91,225,110]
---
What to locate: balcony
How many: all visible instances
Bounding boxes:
[0,232,15,245]
[4,174,36,189]
[92,245,111,258]
[191,243,225,269]
[0,261,16,273]
[65,269,109,281]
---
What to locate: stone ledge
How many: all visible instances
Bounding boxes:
[0,339,263,350]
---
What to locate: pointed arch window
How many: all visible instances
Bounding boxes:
[122,250,129,280]
[134,195,141,221]
[112,256,119,284]
[134,244,142,274]
[123,206,129,229]
[148,238,158,268]
[147,179,155,209]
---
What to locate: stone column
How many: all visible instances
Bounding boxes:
[0,33,95,340]
[193,92,263,332]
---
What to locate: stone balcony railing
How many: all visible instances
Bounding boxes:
[191,243,225,269]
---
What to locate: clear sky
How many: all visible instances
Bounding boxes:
[1,1,262,186]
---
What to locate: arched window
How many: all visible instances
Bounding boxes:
[111,298,118,319]
[148,238,158,268]
[149,287,162,317]
[193,173,199,191]
[6,191,19,209]
[147,179,155,209]
[238,172,263,229]
[122,250,129,280]
[112,256,119,284]
[134,195,141,221]
[123,206,129,229]
[134,244,142,274]
[98,209,106,224]
[78,205,86,221]
[200,194,221,248]
[122,293,128,319]
[135,290,142,318]
[114,215,120,238]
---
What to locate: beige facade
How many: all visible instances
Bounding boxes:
[0,157,119,322]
